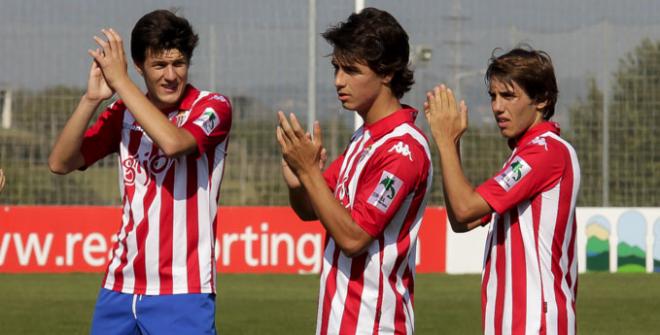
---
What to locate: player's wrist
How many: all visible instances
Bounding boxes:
[81,94,104,106]
[297,167,322,187]
[436,137,457,151]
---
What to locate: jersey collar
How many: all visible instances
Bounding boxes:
[508,121,560,149]
[363,105,418,141]
[177,84,200,111]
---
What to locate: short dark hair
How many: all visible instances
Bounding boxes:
[322,7,414,99]
[485,46,559,120]
[130,9,199,65]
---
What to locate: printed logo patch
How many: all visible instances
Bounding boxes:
[368,171,404,213]
[388,141,413,161]
[494,156,532,191]
[193,108,219,135]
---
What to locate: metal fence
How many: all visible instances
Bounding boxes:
[0,0,658,207]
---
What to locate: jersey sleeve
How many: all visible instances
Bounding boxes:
[181,94,232,158]
[350,139,429,238]
[79,101,124,169]
[476,140,565,214]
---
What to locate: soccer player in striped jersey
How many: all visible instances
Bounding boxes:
[48,10,231,334]
[424,47,581,335]
[277,8,432,335]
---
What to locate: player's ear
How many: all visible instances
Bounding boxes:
[381,73,393,85]
[134,62,144,76]
[534,99,548,111]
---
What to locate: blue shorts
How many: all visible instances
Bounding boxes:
[90,288,216,335]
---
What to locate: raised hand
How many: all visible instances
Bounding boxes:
[424,84,469,146]
[85,60,114,102]
[87,28,129,89]
[276,111,325,185]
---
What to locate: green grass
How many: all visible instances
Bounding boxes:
[0,273,658,334]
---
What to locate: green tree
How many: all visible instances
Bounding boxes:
[568,38,660,206]
[0,86,118,205]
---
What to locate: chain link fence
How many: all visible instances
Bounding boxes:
[0,0,658,207]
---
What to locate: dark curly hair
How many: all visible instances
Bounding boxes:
[130,9,199,64]
[322,7,414,99]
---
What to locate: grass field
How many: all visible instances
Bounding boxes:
[0,273,658,334]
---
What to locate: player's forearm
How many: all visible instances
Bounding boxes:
[444,195,484,232]
[437,140,489,224]
[299,168,372,257]
[288,186,318,221]
[113,78,196,158]
[48,95,101,174]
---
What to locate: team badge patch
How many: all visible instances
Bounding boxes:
[494,156,532,191]
[193,108,219,135]
[368,171,404,213]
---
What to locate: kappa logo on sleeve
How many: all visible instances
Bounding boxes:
[387,141,413,161]
[494,156,532,191]
[367,171,404,213]
[193,108,220,135]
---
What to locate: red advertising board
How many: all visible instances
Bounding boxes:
[0,206,446,273]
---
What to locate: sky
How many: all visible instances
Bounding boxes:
[0,0,659,124]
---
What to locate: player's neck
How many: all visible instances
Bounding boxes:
[361,92,402,125]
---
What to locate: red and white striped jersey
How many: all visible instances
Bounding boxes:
[80,84,232,295]
[317,107,432,335]
[476,122,580,335]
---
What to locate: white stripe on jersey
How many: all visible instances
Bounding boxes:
[484,220,498,335]
[316,239,336,335]
[370,193,414,333]
[104,200,131,290]
[549,132,580,335]
[171,158,188,294]
[337,128,366,185]
[144,176,161,294]
[539,182,560,335]
[503,213,513,334]
[518,200,543,335]
[327,251,351,334]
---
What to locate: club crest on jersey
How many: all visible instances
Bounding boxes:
[368,171,403,213]
[388,141,413,161]
[358,146,372,163]
[193,108,219,135]
[495,156,531,191]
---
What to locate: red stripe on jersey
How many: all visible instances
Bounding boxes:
[132,143,161,294]
[338,255,367,334]
[111,213,132,292]
[319,247,341,335]
[186,156,201,292]
[531,197,547,335]
[158,164,176,294]
[111,130,144,291]
[510,210,527,333]
[482,233,493,332]
[552,157,575,335]
[372,238,386,334]
[567,218,577,296]
[207,148,218,291]
[494,216,506,335]
[392,234,412,334]
[567,218,577,319]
